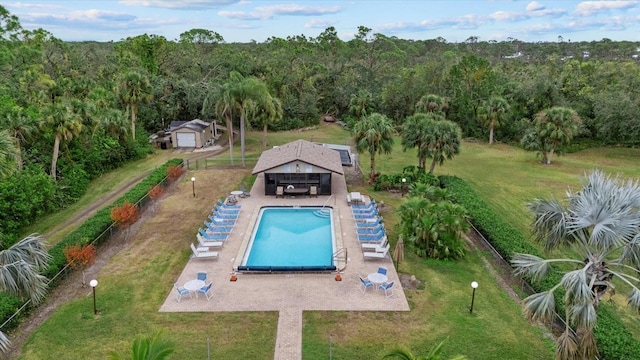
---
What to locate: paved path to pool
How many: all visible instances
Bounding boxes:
[159,172,410,359]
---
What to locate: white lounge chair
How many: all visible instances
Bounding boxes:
[190,243,218,259]
[361,237,388,252]
[363,243,390,260]
[197,234,223,248]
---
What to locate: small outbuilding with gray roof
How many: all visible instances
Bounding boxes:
[252,139,344,196]
[170,119,217,148]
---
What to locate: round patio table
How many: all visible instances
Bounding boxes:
[184,279,205,292]
[367,273,388,286]
[230,190,243,196]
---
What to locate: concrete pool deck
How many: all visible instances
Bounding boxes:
[159,172,410,359]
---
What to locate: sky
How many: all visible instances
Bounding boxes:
[4,0,640,43]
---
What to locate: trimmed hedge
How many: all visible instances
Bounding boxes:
[440,175,640,359]
[0,158,183,333]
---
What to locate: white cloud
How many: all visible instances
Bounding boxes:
[219,3,342,21]
[526,1,545,12]
[217,10,265,20]
[119,0,239,10]
[489,11,528,21]
[5,2,63,10]
[254,4,342,16]
[304,19,336,29]
[574,1,638,16]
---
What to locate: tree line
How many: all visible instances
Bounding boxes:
[2,4,640,244]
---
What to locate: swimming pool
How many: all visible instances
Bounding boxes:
[238,206,336,272]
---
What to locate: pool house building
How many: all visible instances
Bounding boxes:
[252,139,344,196]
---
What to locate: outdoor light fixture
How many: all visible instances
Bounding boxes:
[191,177,196,197]
[90,279,98,315]
[401,178,407,197]
[470,281,478,314]
[296,164,300,173]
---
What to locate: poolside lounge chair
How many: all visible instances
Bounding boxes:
[213,204,240,214]
[359,275,374,294]
[353,210,379,220]
[352,200,376,209]
[198,228,229,241]
[204,221,233,233]
[356,217,383,228]
[361,237,388,252]
[218,199,241,209]
[211,211,239,220]
[197,282,214,300]
[356,224,384,235]
[363,244,390,260]
[190,243,218,259]
[352,207,379,216]
[276,186,284,198]
[351,202,377,212]
[357,230,386,242]
[208,215,236,227]
[174,283,191,302]
[378,281,395,298]
[309,186,318,198]
[197,234,223,248]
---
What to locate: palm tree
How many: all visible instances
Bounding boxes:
[401,113,444,170]
[116,71,153,141]
[348,89,374,120]
[99,109,130,139]
[250,95,283,150]
[109,329,174,360]
[0,130,17,179]
[511,170,640,360]
[352,113,394,182]
[0,107,37,170]
[234,76,275,166]
[480,96,509,145]
[397,191,468,260]
[415,94,447,115]
[41,101,83,181]
[0,234,51,353]
[215,73,242,165]
[534,106,581,165]
[425,120,462,174]
[383,339,467,360]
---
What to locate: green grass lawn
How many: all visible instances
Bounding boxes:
[17,126,640,359]
[361,137,640,342]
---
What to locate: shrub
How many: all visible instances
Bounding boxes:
[148,185,164,200]
[166,165,184,181]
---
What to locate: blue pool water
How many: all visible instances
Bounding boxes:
[242,207,334,268]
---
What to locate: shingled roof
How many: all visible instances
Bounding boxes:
[252,139,344,175]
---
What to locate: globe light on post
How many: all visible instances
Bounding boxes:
[470,281,478,314]
[89,279,98,315]
[191,177,196,197]
[401,178,407,197]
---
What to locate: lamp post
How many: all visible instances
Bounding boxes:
[470,281,478,314]
[401,178,407,197]
[191,177,196,197]
[90,279,98,315]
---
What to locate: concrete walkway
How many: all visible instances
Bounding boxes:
[159,172,410,359]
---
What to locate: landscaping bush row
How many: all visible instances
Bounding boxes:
[439,175,640,359]
[0,158,183,333]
